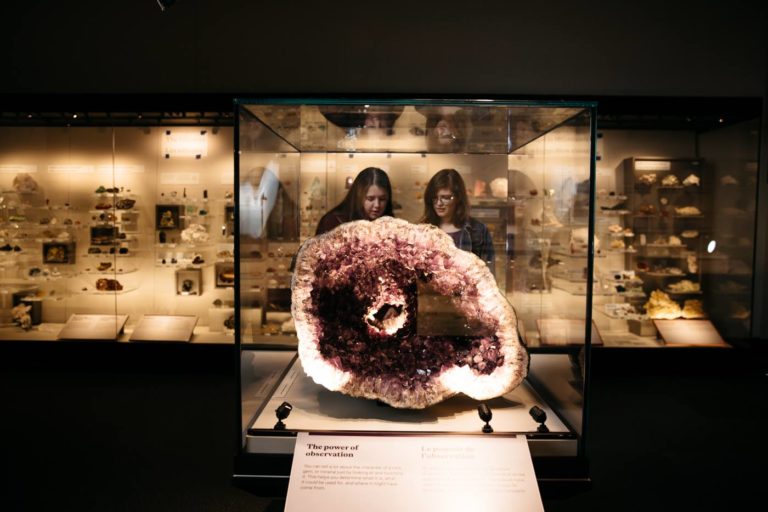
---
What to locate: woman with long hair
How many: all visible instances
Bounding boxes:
[315,167,394,235]
[421,168,495,274]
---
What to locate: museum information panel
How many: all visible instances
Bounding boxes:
[286,433,543,512]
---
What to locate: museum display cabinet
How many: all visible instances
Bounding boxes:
[0,112,237,342]
[1,101,760,351]
[591,108,761,347]
[235,98,598,487]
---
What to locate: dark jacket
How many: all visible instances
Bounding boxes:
[454,217,496,275]
[315,211,351,236]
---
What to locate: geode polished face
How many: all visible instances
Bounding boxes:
[292,217,528,409]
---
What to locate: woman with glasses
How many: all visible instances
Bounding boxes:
[315,167,394,235]
[421,168,495,274]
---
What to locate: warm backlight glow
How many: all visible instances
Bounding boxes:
[162,131,208,157]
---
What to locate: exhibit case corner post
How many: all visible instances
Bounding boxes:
[0,113,236,343]
[235,99,597,488]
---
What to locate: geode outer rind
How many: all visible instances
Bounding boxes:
[292,217,528,409]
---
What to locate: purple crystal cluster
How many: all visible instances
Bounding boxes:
[310,255,505,391]
[292,217,527,409]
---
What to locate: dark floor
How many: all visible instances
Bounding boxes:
[1,343,767,512]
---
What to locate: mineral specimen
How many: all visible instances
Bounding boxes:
[682,174,700,186]
[489,178,508,199]
[686,254,698,273]
[473,179,488,197]
[115,198,136,210]
[661,174,680,186]
[667,280,700,293]
[682,300,706,319]
[96,278,123,291]
[292,217,528,409]
[644,290,681,320]
[181,223,210,244]
[13,173,39,193]
[668,235,682,246]
[675,206,702,216]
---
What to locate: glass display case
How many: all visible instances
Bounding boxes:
[236,99,597,487]
[0,114,236,342]
[591,110,761,347]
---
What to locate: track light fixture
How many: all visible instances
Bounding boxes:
[477,402,493,433]
[529,406,549,433]
[274,401,293,430]
[157,0,176,12]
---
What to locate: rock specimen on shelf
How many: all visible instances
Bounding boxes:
[473,178,488,197]
[489,177,508,199]
[682,174,700,186]
[667,280,700,293]
[731,304,751,320]
[661,174,680,186]
[668,235,682,246]
[635,173,657,193]
[115,198,136,210]
[12,173,39,193]
[644,290,682,320]
[687,254,698,273]
[96,278,123,291]
[674,206,702,216]
[682,300,706,319]
[292,217,528,409]
[217,269,234,284]
[181,224,209,244]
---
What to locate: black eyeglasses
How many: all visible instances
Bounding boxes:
[433,194,455,205]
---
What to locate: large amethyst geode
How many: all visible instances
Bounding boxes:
[292,217,528,409]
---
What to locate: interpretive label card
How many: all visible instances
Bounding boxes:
[285,433,543,512]
[130,315,197,342]
[57,314,128,340]
[653,319,727,346]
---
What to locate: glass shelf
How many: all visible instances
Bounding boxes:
[77,286,138,295]
[154,262,209,269]
[81,252,137,258]
[154,243,213,250]
[81,267,139,275]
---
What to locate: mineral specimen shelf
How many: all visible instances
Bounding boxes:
[0,122,235,341]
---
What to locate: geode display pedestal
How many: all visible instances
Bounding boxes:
[291,217,528,409]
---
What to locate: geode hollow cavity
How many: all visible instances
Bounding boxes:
[292,217,528,409]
